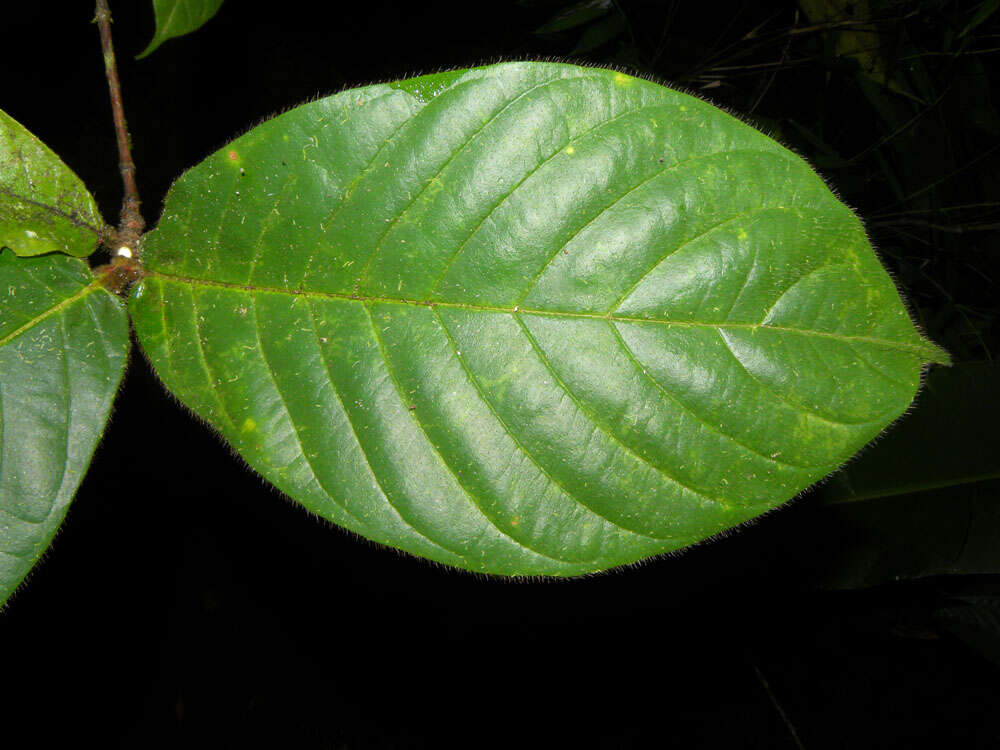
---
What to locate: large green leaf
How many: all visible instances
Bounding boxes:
[0,251,129,604]
[138,0,225,59]
[131,62,947,576]
[0,110,104,258]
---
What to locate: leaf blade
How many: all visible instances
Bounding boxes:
[0,110,104,258]
[0,251,129,604]
[138,0,225,59]
[132,62,946,575]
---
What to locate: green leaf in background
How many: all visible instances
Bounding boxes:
[0,110,104,258]
[138,0,225,59]
[130,62,947,576]
[960,0,1000,38]
[935,591,1000,667]
[797,0,922,103]
[571,13,627,55]
[534,0,612,34]
[808,361,1000,588]
[0,251,129,604]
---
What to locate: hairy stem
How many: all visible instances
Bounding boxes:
[94,0,144,259]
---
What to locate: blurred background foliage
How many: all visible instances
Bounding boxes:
[2,1,999,746]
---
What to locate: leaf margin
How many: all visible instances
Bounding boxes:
[0,251,130,606]
[130,61,951,576]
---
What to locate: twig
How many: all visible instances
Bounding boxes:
[94,0,144,260]
[752,663,806,750]
[877,142,1000,212]
[848,87,950,163]
[783,18,884,37]
[869,201,1000,219]
[898,46,1000,60]
[874,218,1000,234]
[681,10,912,83]
[749,10,797,114]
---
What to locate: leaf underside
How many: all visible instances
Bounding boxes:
[138,0,225,59]
[0,251,129,604]
[0,110,103,258]
[131,62,947,576]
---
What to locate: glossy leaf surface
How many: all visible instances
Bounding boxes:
[0,110,104,258]
[0,251,128,603]
[138,0,225,58]
[131,62,947,576]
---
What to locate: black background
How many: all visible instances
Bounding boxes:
[2,1,999,747]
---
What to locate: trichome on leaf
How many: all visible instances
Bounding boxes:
[0,7,950,602]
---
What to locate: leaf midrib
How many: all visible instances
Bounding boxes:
[144,270,941,360]
[0,187,102,235]
[0,282,101,349]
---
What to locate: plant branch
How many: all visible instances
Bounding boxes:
[874,218,1000,234]
[94,0,144,258]
[752,663,806,750]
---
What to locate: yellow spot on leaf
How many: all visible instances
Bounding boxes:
[613,73,631,86]
[565,146,575,154]
[241,418,256,433]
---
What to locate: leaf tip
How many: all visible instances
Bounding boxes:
[923,340,952,367]
[135,38,160,60]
